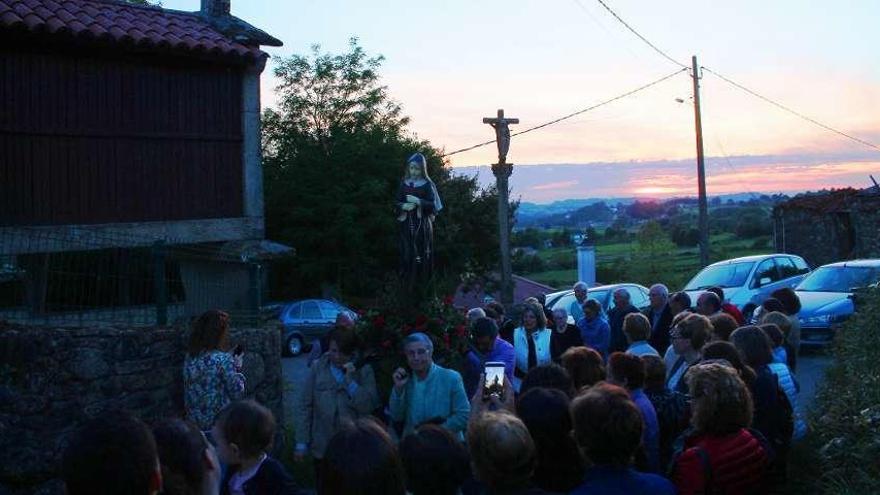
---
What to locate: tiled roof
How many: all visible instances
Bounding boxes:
[453,274,559,310]
[0,0,280,61]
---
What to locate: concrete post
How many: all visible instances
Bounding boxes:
[577,244,596,287]
[242,66,265,238]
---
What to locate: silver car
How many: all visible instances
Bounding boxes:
[279,299,357,356]
[547,283,651,316]
[683,254,810,320]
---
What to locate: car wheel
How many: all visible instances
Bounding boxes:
[286,335,304,356]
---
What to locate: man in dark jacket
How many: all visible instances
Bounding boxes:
[643,284,673,355]
[608,288,640,354]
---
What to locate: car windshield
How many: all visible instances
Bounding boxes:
[684,262,755,290]
[796,266,880,292]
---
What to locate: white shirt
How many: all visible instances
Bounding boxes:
[228,453,267,495]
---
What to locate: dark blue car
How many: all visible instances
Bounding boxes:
[796,259,880,346]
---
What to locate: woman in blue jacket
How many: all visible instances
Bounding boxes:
[577,299,611,359]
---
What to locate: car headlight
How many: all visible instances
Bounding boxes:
[801,313,848,325]
[801,314,833,325]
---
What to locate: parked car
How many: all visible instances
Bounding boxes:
[682,254,810,320]
[795,259,880,347]
[547,283,650,317]
[279,299,357,356]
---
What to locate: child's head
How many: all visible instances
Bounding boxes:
[212,400,276,465]
[152,418,220,495]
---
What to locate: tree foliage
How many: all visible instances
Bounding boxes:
[629,220,678,286]
[262,39,503,299]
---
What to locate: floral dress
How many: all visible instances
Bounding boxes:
[183,350,246,430]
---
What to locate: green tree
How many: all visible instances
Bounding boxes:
[629,220,678,286]
[262,39,503,299]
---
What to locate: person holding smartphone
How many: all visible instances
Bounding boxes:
[183,310,246,432]
[294,327,379,485]
[389,333,470,438]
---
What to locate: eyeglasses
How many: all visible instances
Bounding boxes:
[405,348,430,357]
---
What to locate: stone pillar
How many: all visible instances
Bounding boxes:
[242,64,265,237]
[577,244,596,287]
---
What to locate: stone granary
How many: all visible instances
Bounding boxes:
[773,188,880,267]
[0,0,290,324]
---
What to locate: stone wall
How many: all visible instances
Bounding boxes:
[774,192,880,267]
[0,323,283,495]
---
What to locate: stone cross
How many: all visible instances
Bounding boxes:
[483,109,519,306]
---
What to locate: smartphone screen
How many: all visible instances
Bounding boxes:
[483,361,505,400]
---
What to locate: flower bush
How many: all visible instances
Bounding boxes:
[353,293,470,401]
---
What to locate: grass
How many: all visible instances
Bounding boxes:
[528,233,771,290]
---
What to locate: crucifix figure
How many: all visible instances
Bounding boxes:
[483,109,519,165]
[483,108,519,306]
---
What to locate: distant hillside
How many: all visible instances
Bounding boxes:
[516,192,775,227]
[518,201,616,227]
[517,198,628,225]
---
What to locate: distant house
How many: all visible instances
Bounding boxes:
[773,188,880,267]
[0,0,286,323]
[453,274,558,310]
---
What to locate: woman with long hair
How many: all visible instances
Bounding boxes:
[183,310,245,432]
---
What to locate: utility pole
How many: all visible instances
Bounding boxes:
[692,55,709,268]
[483,109,519,306]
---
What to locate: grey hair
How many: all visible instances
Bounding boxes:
[467,307,486,321]
[573,281,588,291]
[614,288,631,301]
[402,332,434,352]
[553,307,568,318]
[649,284,669,297]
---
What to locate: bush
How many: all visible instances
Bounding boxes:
[512,253,546,274]
[547,251,576,270]
[788,288,880,493]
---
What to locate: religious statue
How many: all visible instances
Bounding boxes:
[396,152,443,283]
[489,119,512,163]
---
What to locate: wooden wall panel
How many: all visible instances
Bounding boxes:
[0,47,245,226]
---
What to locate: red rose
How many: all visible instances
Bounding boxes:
[443,295,454,306]
[414,314,428,329]
[372,315,386,328]
[455,324,467,337]
[443,334,451,346]
[381,340,392,349]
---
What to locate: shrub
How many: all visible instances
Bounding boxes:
[788,288,880,493]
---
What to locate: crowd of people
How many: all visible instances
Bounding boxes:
[60,282,808,495]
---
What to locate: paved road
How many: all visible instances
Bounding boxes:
[795,348,833,413]
[281,348,833,426]
[281,354,310,428]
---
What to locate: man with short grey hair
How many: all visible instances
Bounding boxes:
[569,281,589,322]
[608,288,640,354]
[643,283,674,354]
[466,307,486,327]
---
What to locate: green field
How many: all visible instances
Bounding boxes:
[528,233,771,290]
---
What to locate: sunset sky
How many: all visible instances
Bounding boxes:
[167,0,880,202]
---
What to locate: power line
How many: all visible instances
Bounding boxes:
[593,0,688,69]
[702,66,880,153]
[441,68,687,158]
